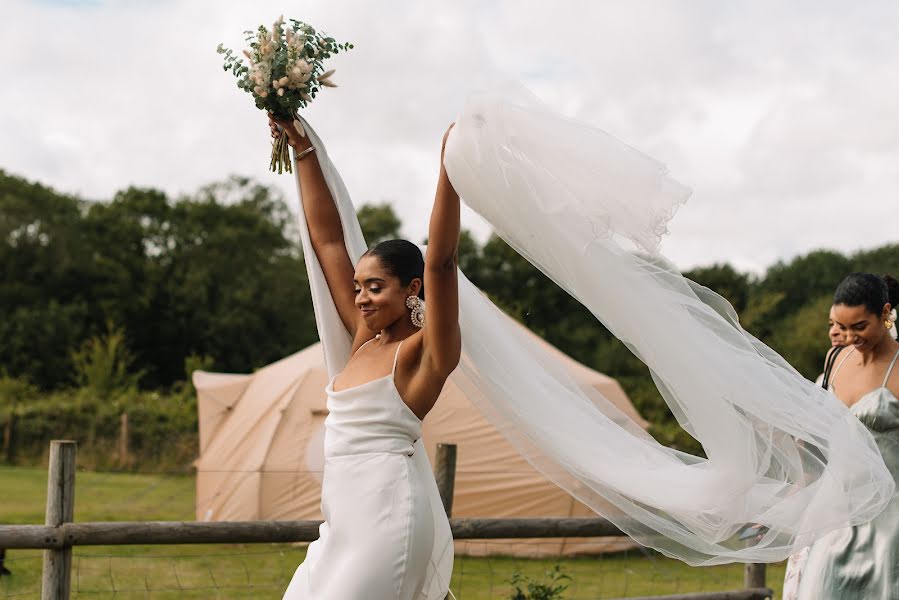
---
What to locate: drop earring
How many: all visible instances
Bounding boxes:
[406,296,425,328]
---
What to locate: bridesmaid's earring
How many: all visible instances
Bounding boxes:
[406,296,425,328]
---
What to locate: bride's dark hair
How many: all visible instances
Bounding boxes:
[364,239,425,300]
[833,272,897,319]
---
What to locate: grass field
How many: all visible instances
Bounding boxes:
[0,466,785,599]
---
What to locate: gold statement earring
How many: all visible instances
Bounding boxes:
[406,296,425,328]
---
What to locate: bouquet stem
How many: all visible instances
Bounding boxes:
[270,134,293,174]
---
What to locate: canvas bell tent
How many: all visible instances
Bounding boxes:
[194,326,648,557]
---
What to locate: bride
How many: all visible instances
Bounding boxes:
[274,115,459,599]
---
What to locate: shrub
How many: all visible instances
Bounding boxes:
[508,564,570,600]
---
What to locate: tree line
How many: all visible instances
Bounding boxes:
[2,168,897,456]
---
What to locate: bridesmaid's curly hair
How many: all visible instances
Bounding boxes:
[364,239,425,300]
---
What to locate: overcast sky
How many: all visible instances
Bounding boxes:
[2,0,897,273]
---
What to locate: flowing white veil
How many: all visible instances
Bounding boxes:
[441,83,893,565]
[294,83,893,568]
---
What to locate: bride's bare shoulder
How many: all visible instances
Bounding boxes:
[350,331,379,355]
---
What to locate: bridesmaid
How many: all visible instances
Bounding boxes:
[796,273,899,599]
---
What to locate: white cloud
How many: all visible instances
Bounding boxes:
[1,0,897,272]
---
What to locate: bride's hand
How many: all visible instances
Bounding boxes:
[440,123,455,160]
[438,123,459,198]
[268,113,312,151]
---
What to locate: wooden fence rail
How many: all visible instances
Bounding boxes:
[0,440,772,600]
[0,517,627,549]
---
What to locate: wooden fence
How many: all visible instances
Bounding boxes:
[0,441,773,600]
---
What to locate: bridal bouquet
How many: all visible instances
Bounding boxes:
[217,16,353,174]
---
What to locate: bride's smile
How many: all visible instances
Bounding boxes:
[352,253,422,333]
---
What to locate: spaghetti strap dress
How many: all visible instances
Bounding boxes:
[282,340,453,599]
[796,348,899,599]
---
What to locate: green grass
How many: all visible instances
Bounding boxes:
[0,466,785,599]
[2,466,196,524]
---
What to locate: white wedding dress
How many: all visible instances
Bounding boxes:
[282,341,453,599]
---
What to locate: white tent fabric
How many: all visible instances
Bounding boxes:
[193,328,647,557]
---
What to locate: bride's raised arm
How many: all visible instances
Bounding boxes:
[269,115,360,338]
[421,125,462,376]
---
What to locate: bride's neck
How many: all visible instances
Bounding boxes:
[377,321,418,344]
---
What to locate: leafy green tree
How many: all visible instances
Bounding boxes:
[456,230,481,275]
[71,322,144,399]
[5,165,899,460]
[126,176,316,386]
[751,250,851,335]
[0,300,89,388]
[740,290,786,338]
[357,202,402,245]
[1,171,319,389]
[850,244,899,279]
[0,171,93,387]
[684,263,752,314]
[766,294,834,380]
[469,234,610,367]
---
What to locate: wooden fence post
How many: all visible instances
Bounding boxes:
[744,562,766,589]
[118,412,129,468]
[3,412,16,464]
[42,440,76,600]
[434,443,457,600]
[434,443,457,517]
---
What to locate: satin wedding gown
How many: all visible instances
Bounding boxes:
[794,348,899,599]
[283,340,453,599]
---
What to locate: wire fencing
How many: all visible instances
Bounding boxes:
[0,444,779,599]
[1,544,784,599]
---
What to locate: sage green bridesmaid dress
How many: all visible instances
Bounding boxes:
[797,348,899,599]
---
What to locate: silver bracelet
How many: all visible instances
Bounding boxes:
[294,145,317,161]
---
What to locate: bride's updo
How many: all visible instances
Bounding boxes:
[364,239,425,300]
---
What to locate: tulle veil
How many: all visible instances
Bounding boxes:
[293,83,894,566]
